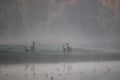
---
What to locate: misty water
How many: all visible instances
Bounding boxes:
[0,1,120,80]
[0,61,120,80]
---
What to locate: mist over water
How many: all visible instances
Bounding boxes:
[0,0,120,51]
[0,1,120,80]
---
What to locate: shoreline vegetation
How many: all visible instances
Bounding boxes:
[0,44,120,64]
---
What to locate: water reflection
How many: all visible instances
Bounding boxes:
[0,61,120,80]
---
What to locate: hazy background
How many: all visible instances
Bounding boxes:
[0,0,120,50]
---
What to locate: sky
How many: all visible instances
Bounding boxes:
[0,0,120,50]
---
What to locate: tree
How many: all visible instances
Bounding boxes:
[97,1,120,48]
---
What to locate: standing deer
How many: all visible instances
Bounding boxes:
[66,42,72,56]
[63,43,72,55]
[24,45,29,54]
[30,41,35,54]
[63,45,66,55]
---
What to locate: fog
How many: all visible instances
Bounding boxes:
[0,1,120,80]
[0,0,120,50]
